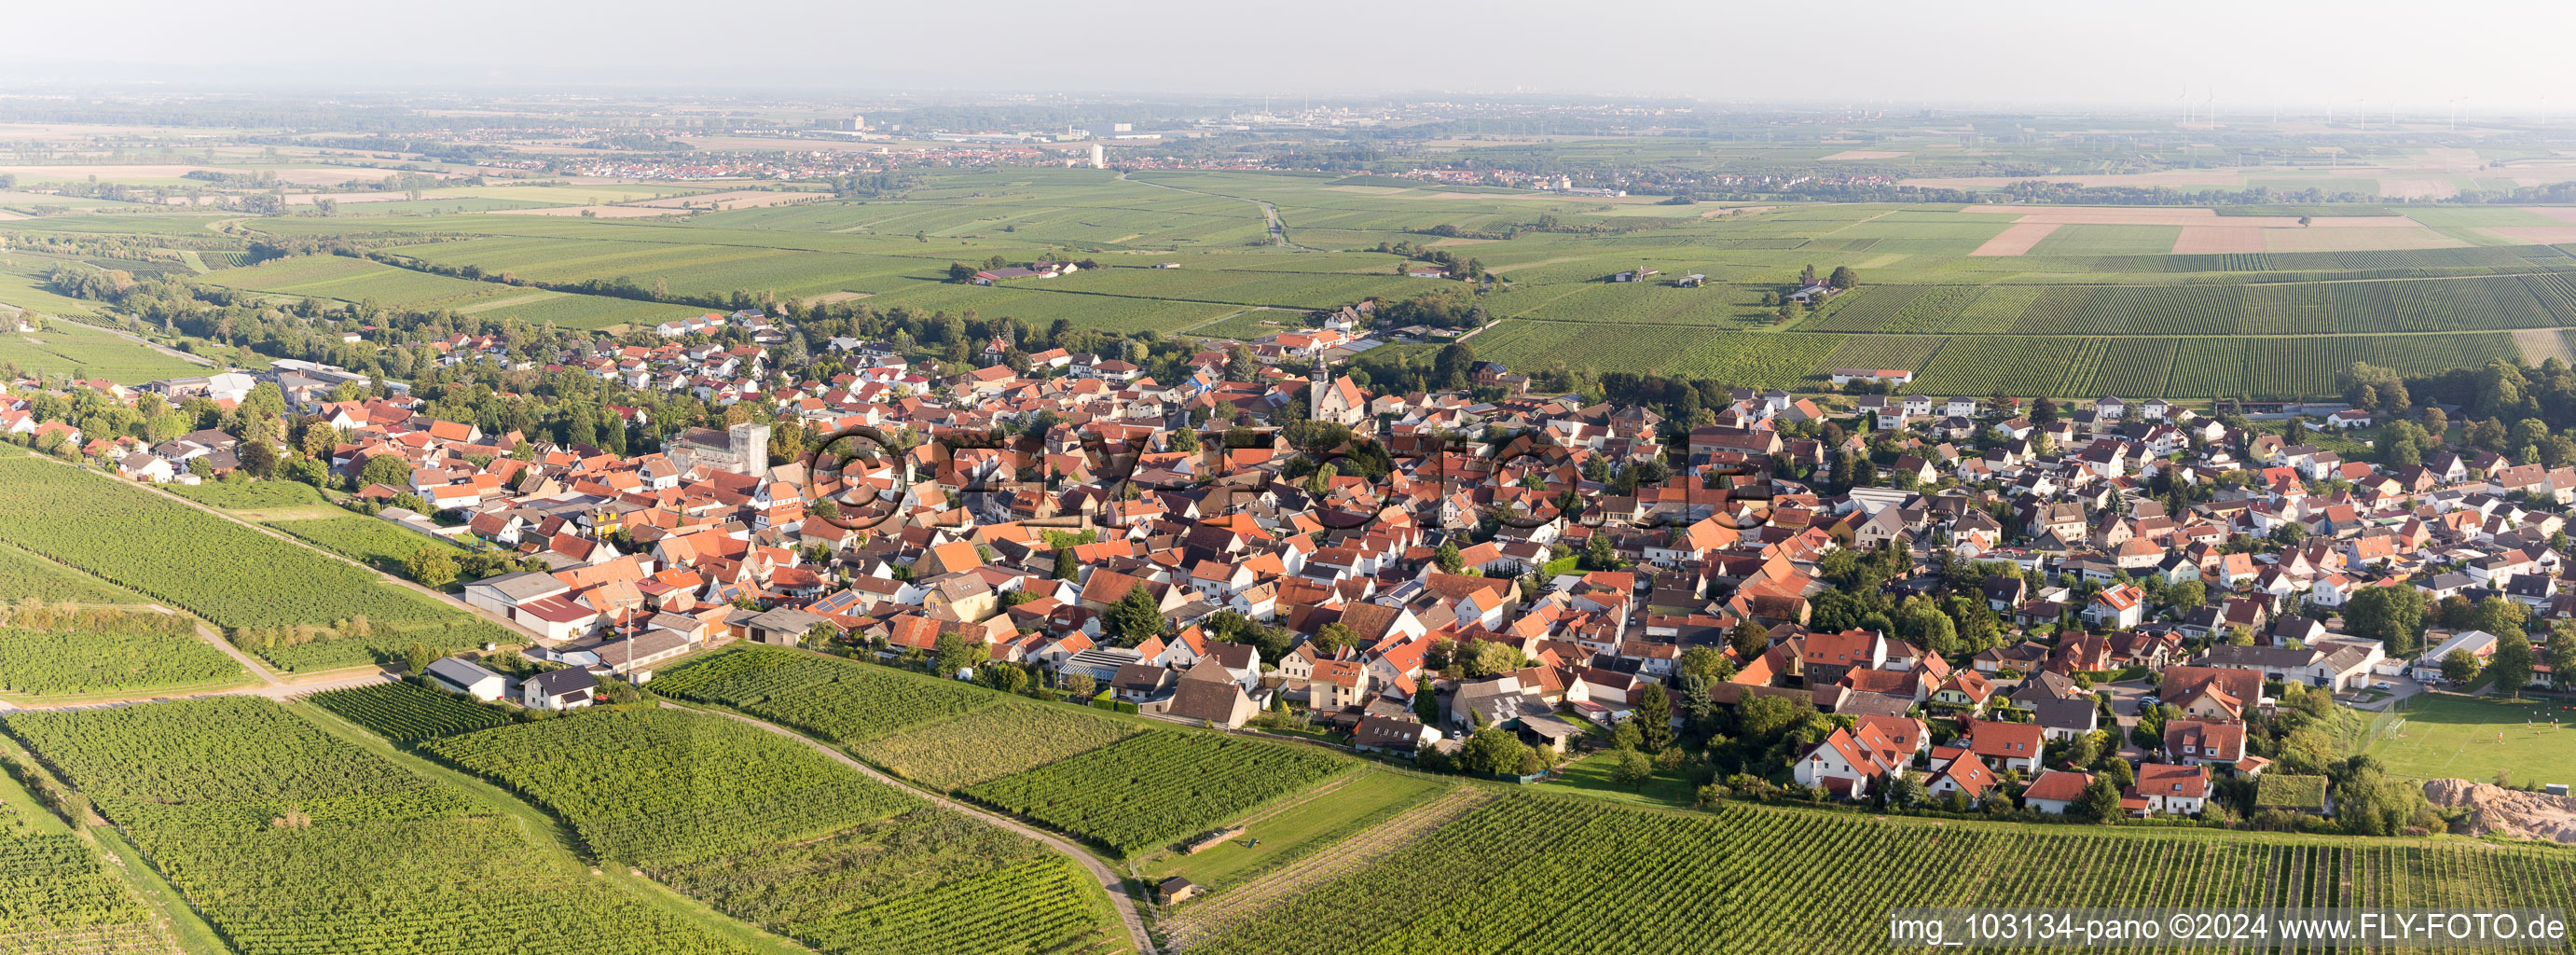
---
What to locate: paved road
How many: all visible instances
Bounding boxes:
[196,623,284,690]
[671,703,1159,955]
[0,600,394,712]
[0,666,394,712]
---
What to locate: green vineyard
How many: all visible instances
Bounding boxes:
[1190,795,2576,955]
[307,681,513,743]
[422,707,918,867]
[0,458,506,671]
[415,706,1125,955]
[649,646,1001,743]
[3,698,759,955]
[962,730,1350,856]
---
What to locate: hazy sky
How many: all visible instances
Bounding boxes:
[9,0,2571,110]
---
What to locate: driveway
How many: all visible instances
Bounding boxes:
[2338,674,2426,712]
[2097,679,2156,759]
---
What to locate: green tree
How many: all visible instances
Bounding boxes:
[238,440,279,478]
[1414,687,1443,725]
[1610,748,1655,789]
[2074,776,2123,823]
[1106,585,1164,644]
[1678,645,1727,685]
[1059,670,1096,699]
[2341,585,2428,656]
[932,630,985,676]
[357,452,410,490]
[2166,580,2207,614]
[1738,694,1813,743]
[1632,682,1673,752]
[403,546,458,589]
[2473,595,2528,640]
[1729,622,1770,661]
[2442,648,2483,685]
[401,642,434,675]
[1054,547,1080,581]
[1434,542,1463,574]
[977,662,1030,695]
[2550,622,2576,687]
[2487,633,2536,698]
[1311,621,1357,657]
[1457,727,1532,777]
[1462,639,1522,677]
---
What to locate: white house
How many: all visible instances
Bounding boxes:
[520,668,597,711]
[2130,763,2210,816]
[1793,725,1899,800]
[2021,769,2094,815]
[424,657,506,701]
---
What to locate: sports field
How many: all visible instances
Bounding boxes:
[2364,693,2576,786]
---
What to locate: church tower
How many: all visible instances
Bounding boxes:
[1307,352,1329,414]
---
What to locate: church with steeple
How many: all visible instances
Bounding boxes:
[1306,353,1366,427]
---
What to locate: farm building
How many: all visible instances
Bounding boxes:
[426,657,507,701]
[1828,368,1915,386]
[971,268,1042,285]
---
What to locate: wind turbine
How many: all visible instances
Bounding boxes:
[2357,98,2368,132]
[2204,90,2217,130]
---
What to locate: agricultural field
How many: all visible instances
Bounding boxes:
[0,267,100,317]
[0,457,506,671]
[0,321,206,383]
[1188,795,2576,955]
[961,730,1350,856]
[420,707,1125,955]
[3,698,763,955]
[196,254,517,311]
[196,254,704,329]
[2364,693,2576,785]
[162,478,329,512]
[422,707,918,867]
[307,681,513,743]
[0,744,179,955]
[263,514,472,579]
[0,604,244,699]
[97,167,2576,398]
[1467,322,1842,386]
[1144,770,1452,891]
[854,698,1146,790]
[648,645,1000,743]
[655,809,1124,955]
[0,543,143,604]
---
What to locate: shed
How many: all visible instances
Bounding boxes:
[425,657,507,701]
